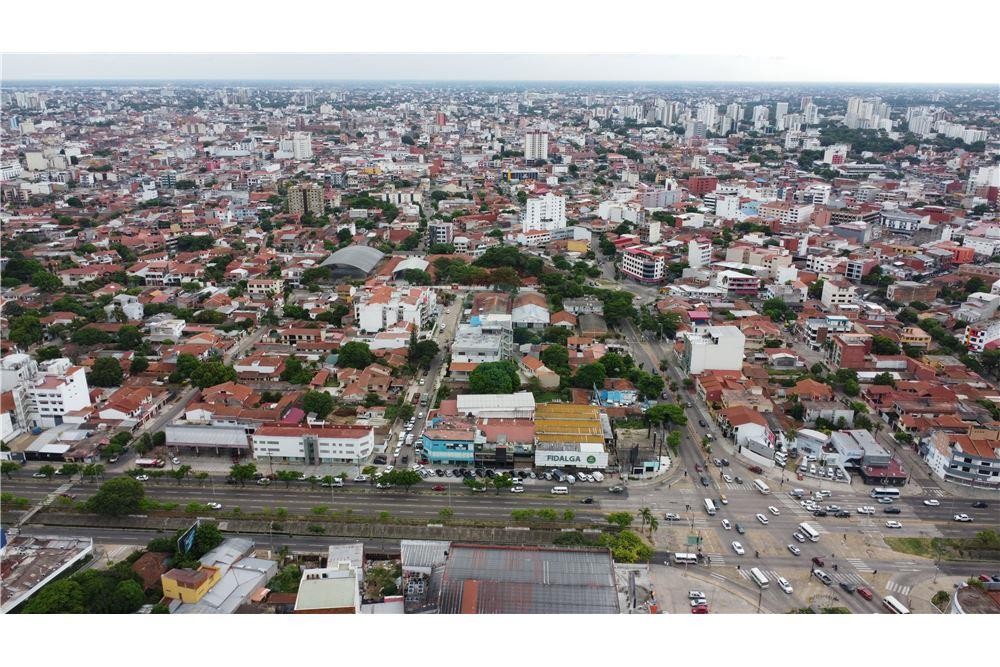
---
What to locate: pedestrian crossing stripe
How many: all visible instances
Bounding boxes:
[887,581,911,596]
[845,558,873,572]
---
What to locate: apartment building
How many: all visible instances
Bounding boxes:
[715,270,761,296]
[619,245,666,283]
[821,279,857,310]
[963,319,1000,353]
[428,220,454,246]
[759,201,814,225]
[251,425,375,465]
[521,193,566,233]
[523,131,549,161]
[682,326,747,375]
[288,182,324,216]
[687,237,713,269]
[354,285,437,334]
[452,314,513,364]
[0,356,93,429]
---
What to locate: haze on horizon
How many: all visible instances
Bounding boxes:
[2,53,995,85]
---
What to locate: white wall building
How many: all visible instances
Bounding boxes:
[251,425,374,465]
[522,193,566,233]
[354,286,437,334]
[23,358,92,428]
[524,131,549,161]
[682,326,746,375]
[821,279,858,310]
[687,237,713,269]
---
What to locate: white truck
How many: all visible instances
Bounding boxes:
[591,470,605,482]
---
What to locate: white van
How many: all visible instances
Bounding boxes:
[591,471,605,482]
[551,486,569,495]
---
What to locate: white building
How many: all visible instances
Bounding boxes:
[289,132,313,160]
[354,285,437,334]
[821,279,858,310]
[822,144,849,165]
[715,194,741,219]
[682,326,746,375]
[251,425,374,465]
[455,392,536,419]
[964,319,1000,353]
[14,358,93,428]
[619,245,666,283]
[524,131,549,161]
[687,237,713,269]
[522,193,566,233]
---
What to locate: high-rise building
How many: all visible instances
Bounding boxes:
[804,103,819,125]
[685,120,707,140]
[282,131,313,160]
[288,182,324,216]
[524,131,549,161]
[522,193,566,232]
[775,102,789,130]
[752,105,770,130]
[696,103,718,130]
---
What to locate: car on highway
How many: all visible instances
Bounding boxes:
[721,458,730,467]
[792,532,806,543]
[256,478,272,486]
[580,497,594,504]
[698,419,707,428]
[813,569,834,586]
[375,482,393,489]
[778,577,793,594]
[857,506,875,514]
[694,464,703,473]
[171,457,181,465]
[811,556,825,567]
[108,456,119,463]
[923,499,940,506]
[721,519,732,530]
[787,544,801,556]
[608,486,625,494]
[883,507,901,514]
[690,604,709,614]
[353,474,370,483]
[885,520,903,529]
[748,465,763,474]
[700,476,710,487]
[813,510,828,517]
[731,541,745,555]
[432,485,445,492]
[135,474,149,481]
[689,597,708,607]
[733,476,743,484]
[713,458,722,468]
[876,497,893,504]
[206,502,222,510]
[768,505,780,516]
[31,472,47,478]
[953,514,973,522]
[664,512,681,521]
[972,501,988,509]
[722,474,733,483]
[734,523,746,535]
[756,513,769,525]
[839,582,856,594]
[856,586,874,601]
[824,505,840,512]
[719,494,728,505]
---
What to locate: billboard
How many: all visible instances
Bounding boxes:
[534,450,608,469]
[177,520,200,555]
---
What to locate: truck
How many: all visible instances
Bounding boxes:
[591,470,605,482]
[135,458,165,468]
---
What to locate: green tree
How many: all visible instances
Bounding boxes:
[636,373,665,400]
[409,340,440,370]
[89,357,124,387]
[117,325,144,350]
[109,579,146,613]
[492,474,514,495]
[228,462,258,487]
[190,361,237,389]
[646,403,687,427]
[39,464,57,479]
[276,470,303,487]
[87,477,145,516]
[572,362,607,389]
[539,344,570,374]
[2,461,20,479]
[9,315,43,347]
[71,327,110,346]
[302,390,335,418]
[872,372,896,387]
[808,279,825,300]
[22,580,87,614]
[606,511,634,529]
[30,270,63,292]
[469,361,520,394]
[337,341,374,369]
[871,335,900,355]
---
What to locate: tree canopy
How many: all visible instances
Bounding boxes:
[87,477,145,516]
[469,361,521,394]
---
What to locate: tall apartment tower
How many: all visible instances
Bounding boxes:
[288,182,325,216]
[522,193,566,232]
[291,131,313,160]
[524,131,549,161]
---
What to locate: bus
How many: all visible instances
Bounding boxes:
[753,479,771,495]
[135,458,165,469]
[749,567,770,589]
[671,553,699,565]
[870,487,901,499]
[797,522,821,542]
[704,498,717,516]
[882,595,910,614]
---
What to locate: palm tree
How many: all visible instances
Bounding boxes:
[639,507,653,532]
[647,515,659,538]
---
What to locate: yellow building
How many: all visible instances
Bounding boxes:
[534,404,604,444]
[899,326,932,349]
[161,565,222,603]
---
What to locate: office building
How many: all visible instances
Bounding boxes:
[288,182,324,216]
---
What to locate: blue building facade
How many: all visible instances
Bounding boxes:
[421,428,476,466]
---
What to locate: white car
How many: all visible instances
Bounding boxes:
[731,541,746,555]
[923,499,940,507]
[777,577,793,594]
[689,598,708,607]
[31,472,47,478]
[857,506,875,515]
[756,513,769,525]
[768,506,780,516]
[792,532,806,543]
[171,457,181,465]
[510,486,525,493]
[383,466,394,474]
[721,519,732,530]
[688,590,707,600]
[206,502,222,510]
[722,474,733,483]
[953,514,973,522]
[134,474,149,482]
[877,497,893,504]
[787,544,801,556]
[885,520,903,529]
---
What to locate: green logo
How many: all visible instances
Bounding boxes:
[587,455,597,464]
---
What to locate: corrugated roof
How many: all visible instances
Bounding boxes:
[456,392,536,412]
[321,245,385,274]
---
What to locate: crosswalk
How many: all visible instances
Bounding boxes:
[844,557,873,573]
[831,571,870,587]
[924,488,946,497]
[705,553,726,566]
[737,567,782,583]
[887,580,911,596]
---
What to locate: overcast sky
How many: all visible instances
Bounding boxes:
[2,53,994,85]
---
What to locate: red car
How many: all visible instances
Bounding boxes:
[432,485,445,492]
[856,586,874,601]
[690,604,709,614]
[748,465,764,474]
[694,464,703,473]
[811,556,825,567]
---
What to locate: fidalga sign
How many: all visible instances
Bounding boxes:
[535,451,608,468]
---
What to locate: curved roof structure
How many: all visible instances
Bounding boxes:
[321,245,384,275]
[393,257,430,274]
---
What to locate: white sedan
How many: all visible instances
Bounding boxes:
[923,499,940,507]
[134,474,149,482]
[206,502,223,510]
[721,519,732,530]
[953,514,973,522]
[756,513,769,525]
[768,506,780,516]
[787,544,801,556]
[731,541,746,555]
[885,520,903,529]
[777,577,794,594]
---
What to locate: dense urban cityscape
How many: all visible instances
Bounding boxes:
[1,78,998,617]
